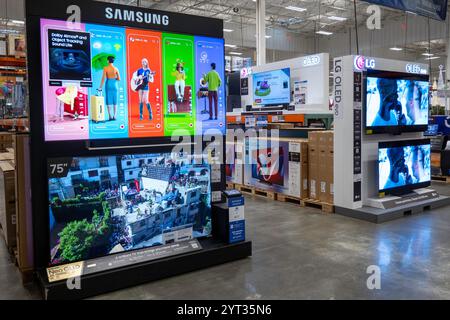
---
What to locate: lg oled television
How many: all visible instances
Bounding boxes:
[252,68,291,106]
[365,70,429,135]
[48,152,211,266]
[40,18,226,141]
[378,139,431,196]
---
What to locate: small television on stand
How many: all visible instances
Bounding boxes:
[378,139,431,197]
[252,68,291,110]
[365,70,429,135]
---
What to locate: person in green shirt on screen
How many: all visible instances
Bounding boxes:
[203,63,222,120]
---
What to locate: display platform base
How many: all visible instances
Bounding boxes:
[335,195,450,223]
[37,239,252,300]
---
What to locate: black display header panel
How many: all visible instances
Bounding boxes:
[25,0,225,269]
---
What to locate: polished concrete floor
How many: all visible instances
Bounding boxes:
[2,182,450,299]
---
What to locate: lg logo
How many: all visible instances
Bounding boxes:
[354,56,376,71]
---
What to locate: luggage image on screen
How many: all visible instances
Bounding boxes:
[91,89,106,123]
[55,87,88,120]
[167,85,192,113]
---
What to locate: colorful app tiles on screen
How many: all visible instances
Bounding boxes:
[40,19,226,141]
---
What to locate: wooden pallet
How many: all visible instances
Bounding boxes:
[277,194,302,205]
[301,198,335,214]
[235,184,276,200]
[432,176,450,184]
[226,182,235,190]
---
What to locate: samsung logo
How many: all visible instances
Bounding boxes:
[105,7,169,26]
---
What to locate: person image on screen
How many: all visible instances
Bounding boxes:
[99,56,120,121]
[372,78,406,127]
[203,62,222,120]
[173,62,186,105]
[411,146,427,184]
[406,81,425,125]
[136,58,155,121]
[384,147,411,190]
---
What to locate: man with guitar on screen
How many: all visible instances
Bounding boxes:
[131,58,156,121]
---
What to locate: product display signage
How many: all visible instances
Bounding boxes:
[365,0,448,21]
[48,152,212,266]
[365,70,429,134]
[252,68,291,106]
[40,18,226,141]
[378,139,431,195]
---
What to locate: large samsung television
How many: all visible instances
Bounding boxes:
[40,18,226,141]
[252,68,291,106]
[378,139,431,196]
[365,70,429,135]
[48,152,211,266]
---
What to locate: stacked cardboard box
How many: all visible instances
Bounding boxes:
[0,161,16,249]
[243,137,308,199]
[226,140,244,185]
[0,132,13,152]
[309,131,334,204]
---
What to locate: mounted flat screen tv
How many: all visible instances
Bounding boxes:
[378,139,431,196]
[48,152,211,266]
[365,70,429,135]
[40,18,226,141]
[252,68,291,106]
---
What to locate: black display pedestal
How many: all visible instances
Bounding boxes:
[38,239,252,300]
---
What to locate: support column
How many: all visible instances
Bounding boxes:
[256,0,266,66]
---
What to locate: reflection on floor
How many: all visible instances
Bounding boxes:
[1,182,450,300]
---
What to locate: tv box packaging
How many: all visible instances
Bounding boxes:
[212,191,245,244]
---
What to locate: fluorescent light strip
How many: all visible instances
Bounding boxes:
[223,29,234,32]
[425,56,440,60]
[225,44,237,48]
[316,30,333,36]
[229,52,243,56]
[285,6,307,12]
[390,47,403,51]
[328,16,347,21]
[422,53,434,56]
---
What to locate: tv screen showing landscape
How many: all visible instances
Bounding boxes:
[48,152,211,266]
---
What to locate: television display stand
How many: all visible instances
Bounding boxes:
[37,238,252,300]
[336,191,450,223]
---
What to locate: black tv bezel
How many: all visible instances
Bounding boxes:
[378,138,431,196]
[252,67,292,108]
[364,69,430,135]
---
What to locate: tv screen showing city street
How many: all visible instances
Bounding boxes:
[48,153,211,266]
[378,139,431,195]
[365,70,429,134]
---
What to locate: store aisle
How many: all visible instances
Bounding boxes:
[1,182,450,300]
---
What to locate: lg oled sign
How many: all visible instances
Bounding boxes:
[353,56,376,71]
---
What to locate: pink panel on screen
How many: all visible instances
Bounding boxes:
[40,19,90,141]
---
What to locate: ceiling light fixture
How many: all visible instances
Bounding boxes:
[225,44,237,48]
[328,16,347,21]
[390,47,403,51]
[223,29,234,32]
[285,6,307,12]
[229,52,243,56]
[316,30,333,36]
[425,56,440,60]
[422,53,434,56]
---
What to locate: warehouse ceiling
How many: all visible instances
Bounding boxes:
[105,0,408,35]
